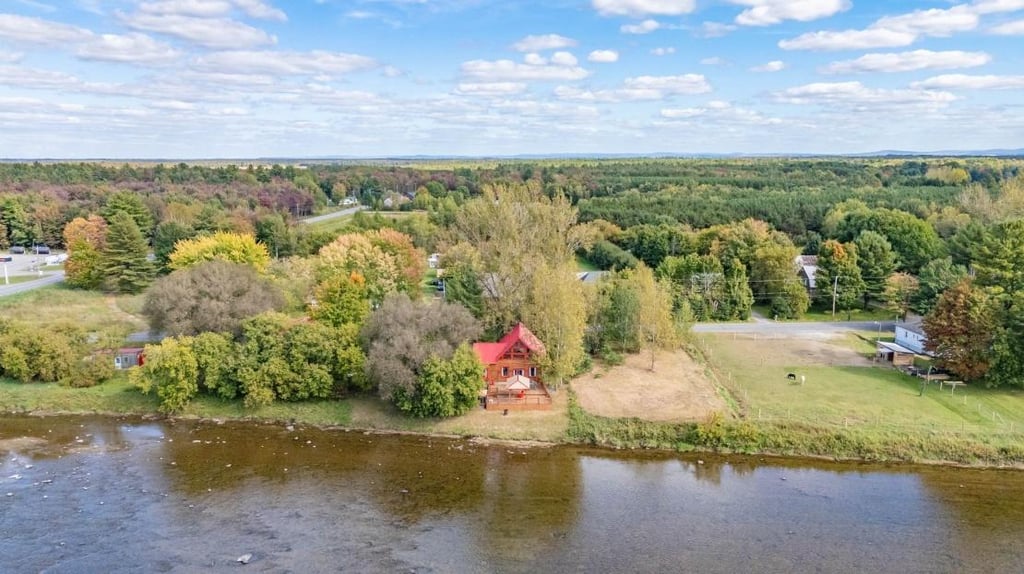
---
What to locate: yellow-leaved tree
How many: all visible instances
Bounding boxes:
[168,231,271,273]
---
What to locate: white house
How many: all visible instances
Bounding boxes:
[427,253,441,269]
[895,320,929,355]
[794,255,818,295]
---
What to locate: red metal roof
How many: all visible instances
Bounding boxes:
[472,322,546,365]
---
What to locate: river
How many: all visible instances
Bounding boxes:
[2,415,1022,573]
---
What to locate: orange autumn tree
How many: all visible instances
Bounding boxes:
[63,215,108,290]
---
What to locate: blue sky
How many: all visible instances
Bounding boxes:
[0,0,1022,157]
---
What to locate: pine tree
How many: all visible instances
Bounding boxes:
[104,212,154,294]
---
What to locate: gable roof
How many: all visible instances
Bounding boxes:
[472,322,546,364]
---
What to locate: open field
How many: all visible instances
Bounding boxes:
[574,349,727,422]
[0,285,147,334]
[701,332,1024,433]
[304,209,426,235]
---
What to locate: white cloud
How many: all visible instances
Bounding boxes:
[990,19,1024,34]
[588,50,619,63]
[823,50,991,74]
[138,0,287,21]
[700,56,726,65]
[118,12,277,49]
[593,0,696,17]
[780,28,918,51]
[972,0,1024,14]
[550,51,579,66]
[0,51,23,63]
[912,74,1024,90]
[697,21,738,37]
[77,33,181,64]
[650,47,675,56]
[511,34,577,52]
[730,0,851,26]
[195,50,377,75]
[780,5,981,51]
[0,14,92,45]
[555,73,711,102]
[620,19,661,34]
[461,58,590,82]
[455,82,529,96]
[774,81,957,109]
[524,53,547,65]
[750,60,786,72]
[661,100,783,125]
[874,6,978,37]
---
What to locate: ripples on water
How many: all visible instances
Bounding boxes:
[1,415,1022,573]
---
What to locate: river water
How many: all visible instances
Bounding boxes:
[1,415,1022,573]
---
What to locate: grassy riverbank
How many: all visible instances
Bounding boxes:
[565,393,1024,466]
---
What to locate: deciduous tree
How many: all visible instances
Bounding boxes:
[168,231,271,273]
[523,262,586,388]
[923,280,996,382]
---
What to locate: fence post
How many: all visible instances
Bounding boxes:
[758,408,762,420]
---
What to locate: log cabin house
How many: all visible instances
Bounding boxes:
[472,322,551,411]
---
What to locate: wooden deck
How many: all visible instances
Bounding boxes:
[484,389,552,411]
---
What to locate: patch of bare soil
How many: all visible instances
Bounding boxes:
[709,333,873,367]
[573,349,728,422]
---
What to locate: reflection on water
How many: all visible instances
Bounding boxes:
[1,415,1022,573]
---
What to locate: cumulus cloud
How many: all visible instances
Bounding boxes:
[750,60,786,72]
[773,81,957,109]
[972,0,1024,14]
[455,82,529,96]
[989,19,1024,34]
[0,14,92,45]
[912,74,1024,90]
[650,47,675,56]
[729,0,851,26]
[823,50,991,74]
[588,49,619,63]
[195,50,377,75]
[77,33,181,64]
[550,51,579,66]
[138,0,287,22]
[511,34,577,52]
[555,73,710,102]
[119,12,276,49]
[697,21,738,37]
[620,19,661,34]
[461,57,590,82]
[661,100,783,125]
[780,5,981,51]
[593,0,696,17]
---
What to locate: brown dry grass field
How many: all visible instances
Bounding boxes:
[573,349,728,422]
[701,332,874,369]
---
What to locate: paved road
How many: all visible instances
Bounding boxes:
[300,205,366,225]
[0,271,65,297]
[692,319,897,335]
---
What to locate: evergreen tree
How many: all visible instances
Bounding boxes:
[103,212,154,294]
[101,191,154,237]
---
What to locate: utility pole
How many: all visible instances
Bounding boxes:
[831,274,840,320]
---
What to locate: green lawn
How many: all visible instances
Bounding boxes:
[704,333,1024,434]
[0,275,43,285]
[753,304,899,323]
[305,209,427,235]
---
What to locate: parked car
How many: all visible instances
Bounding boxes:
[9,245,25,254]
[35,245,50,254]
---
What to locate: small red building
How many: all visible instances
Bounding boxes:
[473,323,551,411]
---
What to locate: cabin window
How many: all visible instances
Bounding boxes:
[529,367,537,377]
[501,367,508,377]
[514,369,523,376]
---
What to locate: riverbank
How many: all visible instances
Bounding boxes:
[4,376,1024,468]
